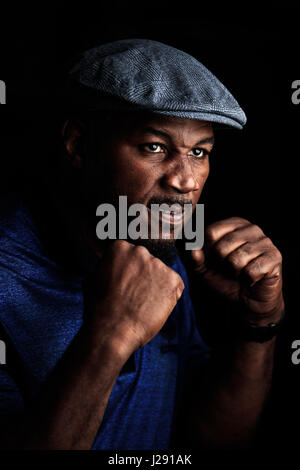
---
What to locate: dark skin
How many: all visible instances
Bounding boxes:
[2,114,284,449]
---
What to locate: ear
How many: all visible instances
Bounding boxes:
[61,119,86,169]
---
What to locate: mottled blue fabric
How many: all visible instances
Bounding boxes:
[0,194,211,449]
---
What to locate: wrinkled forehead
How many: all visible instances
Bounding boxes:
[105,111,214,139]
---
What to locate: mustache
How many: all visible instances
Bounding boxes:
[147,196,193,208]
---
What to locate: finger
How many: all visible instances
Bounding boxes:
[242,250,282,286]
[174,273,185,301]
[217,238,274,277]
[185,248,207,274]
[205,217,251,247]
[210,224,266,257]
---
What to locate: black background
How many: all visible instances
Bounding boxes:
[0,2,299,451]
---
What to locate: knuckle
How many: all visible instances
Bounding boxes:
[245,257,261,273]
[169,269,178,282]
[177,274,185,290]
[135,245,150,257]
[114,240,130,250]
[213,240,227,257]
[266,243,282,264]
[227,251,243,269]
[178,276,185,291]
[277,251,283,264]
[170,270,183,286]
[250,224,264,237]
[222,232,237,245]
[238,242,253,256]
[151,255,164,267]
[205,225,217,242]
[263,236,272,245]
[213,234,237,256]
[273,249,283,265]
[229,216,251,226]
[243,263,255,279]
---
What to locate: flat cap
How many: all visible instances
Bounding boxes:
[68,38,246,129]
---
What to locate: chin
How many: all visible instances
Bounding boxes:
[131,238,177,264]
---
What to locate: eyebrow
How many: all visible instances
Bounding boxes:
[140,126,215,147]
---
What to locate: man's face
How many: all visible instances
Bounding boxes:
[87,113,214,259]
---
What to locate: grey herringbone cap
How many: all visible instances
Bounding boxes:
[69,38,247,129]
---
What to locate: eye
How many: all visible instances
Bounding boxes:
[188,148,208,158]
[141,143,164,153]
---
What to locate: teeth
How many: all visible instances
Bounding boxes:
[161,210,181,214]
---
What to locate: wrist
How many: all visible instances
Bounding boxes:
[232,302,285,344]
[212,298,285,346]
[83,308,140,365]
[244,301,285,326]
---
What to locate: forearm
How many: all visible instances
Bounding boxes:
[185,338,276,449]
[8,323,127,450]
[6,238,183,450]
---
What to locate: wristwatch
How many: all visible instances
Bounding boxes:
[237,310,285,343]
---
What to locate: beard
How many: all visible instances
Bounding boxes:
[124,195,190,264]
[128,237,178,265]
[84,186,189,265]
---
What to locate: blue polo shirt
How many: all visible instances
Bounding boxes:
[0,194,211,450]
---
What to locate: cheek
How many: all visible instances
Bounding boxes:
[203,162,210,182]
[107,146,157,200]
[195,159,210,185]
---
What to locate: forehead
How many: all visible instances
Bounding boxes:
[113,112,213,141]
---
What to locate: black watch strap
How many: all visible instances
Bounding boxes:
[236,310,285,343]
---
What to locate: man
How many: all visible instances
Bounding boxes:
[0,39,284,450]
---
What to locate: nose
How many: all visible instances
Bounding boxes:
[162,156,200,194]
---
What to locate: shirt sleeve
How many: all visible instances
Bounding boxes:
[0,365,24,425]
[0,320,25,449]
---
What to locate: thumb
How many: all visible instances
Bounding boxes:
[184,248,207,274]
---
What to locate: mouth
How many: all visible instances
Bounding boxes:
[158,208,184,225]
[147,204,184,227]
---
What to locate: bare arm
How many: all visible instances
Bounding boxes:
[2,241,184,450]
[21,323,127,450]
[178,217,284,448]
[179,337,276,449]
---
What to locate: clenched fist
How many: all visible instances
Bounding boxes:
[83,240,184,361]
[185,217,284,325]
